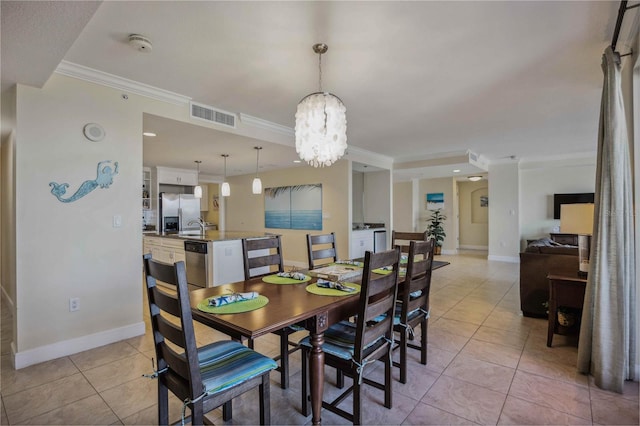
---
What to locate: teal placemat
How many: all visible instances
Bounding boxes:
[306,283,360,296]
[262,274,311,284]
[197,295,269,314]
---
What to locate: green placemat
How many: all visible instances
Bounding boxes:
[372,268,393,275]
[197,295,269,314]
[262,274,311,284]
[306,283,360,296]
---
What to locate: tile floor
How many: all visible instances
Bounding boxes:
[1,252,638,425]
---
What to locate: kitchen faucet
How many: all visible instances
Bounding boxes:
[188,217,207,233]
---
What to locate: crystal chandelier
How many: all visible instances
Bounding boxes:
[295,43,347,168]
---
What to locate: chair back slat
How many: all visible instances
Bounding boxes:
[391,230,428,254]
[306,232,338,269]
[399,240,435,322]
[242,236,284,279]
[143,254,203,399]
[354,248,400,361]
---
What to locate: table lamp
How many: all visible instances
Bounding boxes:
[560,203,595,277]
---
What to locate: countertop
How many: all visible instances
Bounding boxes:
[144,230,277,242]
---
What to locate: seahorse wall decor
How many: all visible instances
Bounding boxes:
[49,160,119,203]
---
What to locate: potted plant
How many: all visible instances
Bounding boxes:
[427,209,447,255]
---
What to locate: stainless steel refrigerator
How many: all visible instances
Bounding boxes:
[159,193,201,232]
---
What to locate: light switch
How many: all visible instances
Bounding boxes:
[113,215,122,228]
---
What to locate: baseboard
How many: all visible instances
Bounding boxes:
[488,255,520,263]
[441,249,457,255]
[12,321,146,370]
[459,245,488,250]
[285,260,308,269]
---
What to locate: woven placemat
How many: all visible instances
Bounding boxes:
[262,274,311,285]
[306,283,360,296]
[197,295,269,314]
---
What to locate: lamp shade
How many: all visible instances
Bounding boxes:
[194,185,202,199]
[221,181,230,197]
[252,177,262,194]
[295,92,347,167]
[560,203,594,234]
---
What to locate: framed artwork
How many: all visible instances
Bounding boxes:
[265,184,322,230]
[426,192,444,210]
[480,195,488,207]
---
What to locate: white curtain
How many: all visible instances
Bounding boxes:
[577,46,636,393]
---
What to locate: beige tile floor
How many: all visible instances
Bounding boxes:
[1,252,638,425]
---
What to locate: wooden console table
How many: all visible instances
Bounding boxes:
[546,273,587,347]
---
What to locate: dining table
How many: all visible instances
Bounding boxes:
[189,275,360,425]
[188,260,449,425]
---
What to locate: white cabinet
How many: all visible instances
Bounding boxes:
[143,236,186,265]
[212,240,245,286]
[156,167,198,186]
[351,230,374,259]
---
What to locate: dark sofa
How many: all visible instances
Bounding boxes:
[519,240,579,317]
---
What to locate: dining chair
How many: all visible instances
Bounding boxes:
[242,235,299,390]
[300,248,401,424]
[306,232,338,269]
[393,239,434,383]
[142,254,276,425]
[391,230,428,254]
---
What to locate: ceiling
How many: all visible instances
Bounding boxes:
[2,1,634,180]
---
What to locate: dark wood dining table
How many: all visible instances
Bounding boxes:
[189,260,449,425]
[189,277,360,425]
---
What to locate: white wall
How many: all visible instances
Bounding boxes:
[458,180,488,249]
[488,162,519,262]
[363,170,391,228]
[352,171,364,224]
[418,177,456,254]
[393,181,413,232]
[519,158,596,247]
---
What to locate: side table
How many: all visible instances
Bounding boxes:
[546,273,587,347]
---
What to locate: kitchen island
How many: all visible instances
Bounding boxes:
[143,231,276,287]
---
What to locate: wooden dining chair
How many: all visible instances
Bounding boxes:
[306,232,338,269]
[241,235,299,390]
[393,239,434,383]
[143,254,276,425]
[300,248,401,425]
[391,230,428,254]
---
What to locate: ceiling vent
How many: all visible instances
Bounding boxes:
[190,102,236,128]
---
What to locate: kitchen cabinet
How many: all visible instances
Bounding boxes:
[156,166,198,186]
[143,236,186,265]
[351,230,374,259]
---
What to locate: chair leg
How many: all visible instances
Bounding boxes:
[222,400,232,421]
[279,333,289,389]
[158,381,169,425]
[191,400,203,426]
[301,348,311,416]
[248,337,255,350]
[259,373,271,425]
[421,319,428,365]
[353,376,362,425]
[337,369,344,388]
[385,347,393,409]
[399,329,408,384]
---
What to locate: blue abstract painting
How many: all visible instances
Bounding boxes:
[426,192,444,210]
[265,184,322,230]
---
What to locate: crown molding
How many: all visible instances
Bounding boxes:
[238,113,294,137]
[518,151,597,169]
[55,61,191,105]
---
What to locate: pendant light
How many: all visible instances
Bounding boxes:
[295,43,347,168]
[221,154,230,197]
[193,160,202,198]
[252,146,263,194]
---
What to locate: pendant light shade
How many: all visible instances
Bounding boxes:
[252,147,262,194]
[221,154,230,197]
[194,160,202,199]
[295,43,347,168]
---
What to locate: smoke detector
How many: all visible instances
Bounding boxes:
[128,34,152,52]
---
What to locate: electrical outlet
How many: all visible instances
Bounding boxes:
[69,297,80,312]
